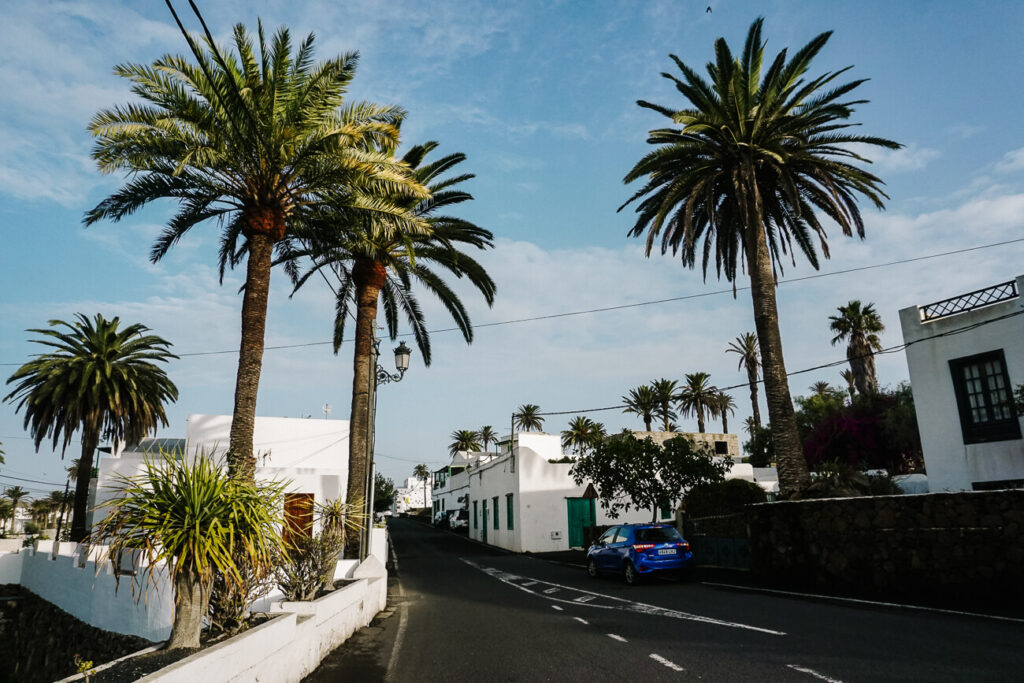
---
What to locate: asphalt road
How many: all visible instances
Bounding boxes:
[305,518,1024,682]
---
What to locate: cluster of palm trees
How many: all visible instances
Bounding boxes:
[448,426,499,456]
[620,374,736,434]
[0,486,29,534]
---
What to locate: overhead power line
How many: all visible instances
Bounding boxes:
[2,237,1018,367]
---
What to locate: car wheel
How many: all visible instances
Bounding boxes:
[587,558,599,578]
[623,561,639,585]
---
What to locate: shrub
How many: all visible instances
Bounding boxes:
[208,552,276,636]
[685,479,767,518]
[23,521,41,535]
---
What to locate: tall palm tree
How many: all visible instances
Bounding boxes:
[839,369,857,401]
[726,333,762,427]
[809,381,833,398]
[290,141,495,555]
[650,378,679,431]
[85,19,422,482]
[715,392,737,433]
[0,442,4,466]
[513,404,545,433]
[449,430,482,456]
[4,486,29,531]
[561,416,606,456]
[0,500,11,534]
[479,426,498,454]
[4,314,178,541]
[829,300,884,396]
[620,19,899,495]
[412,464,431,509]
[676,372,719,434]
[31,499,54,527]
[622,385,659,431]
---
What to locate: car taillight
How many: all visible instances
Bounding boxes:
[679,542,690,551]
[632,543,655,551]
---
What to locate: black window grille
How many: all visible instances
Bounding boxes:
[949,350,1021,444]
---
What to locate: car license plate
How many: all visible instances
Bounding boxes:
[657,548,676,555]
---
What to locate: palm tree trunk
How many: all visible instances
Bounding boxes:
[69,415,100,543]
[745,222,810,496]
[746,365,761,427]
[644,415,652,431]
[228,231,276,482]
[347,258,386,557]
[722,412,729,434]
[661,402,671,431]
[697,407,705,434]
[167,567,212,649]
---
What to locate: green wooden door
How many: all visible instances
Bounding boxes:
[566,497,596,548]
[482,500,488,543]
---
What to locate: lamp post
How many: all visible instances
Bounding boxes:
[361,339,411,560]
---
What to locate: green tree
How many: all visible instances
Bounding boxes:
[829,300,885,396]
[726,333,761,427]
[650,378,678,431]
[4,314,178,541]
[290,141,494,555]
[92,452,286,649]
[513,404,544,432]
[85,20,420,482]
[449,429,482,456]
[412,464,431,509]
[0,500,11,534]
[3,486,29,531]
[840,369,857,401]
[479,425,498,454]
[561,416,606,456]
[620,19,899,495]
[677,372,719,434]
[622,385,658,431]
[570,432,729,521]
[373,473,396,513]
[742,420,774,468]
[714,391,737,433]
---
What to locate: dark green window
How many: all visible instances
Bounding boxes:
[506,493,514,530]
[492,496,499,529]
[660,504,674,520]
[472,500,478,529]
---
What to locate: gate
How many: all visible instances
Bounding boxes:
[683,512,749,569]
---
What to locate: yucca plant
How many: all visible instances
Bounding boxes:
[275,498,363,600]
[91,451,287,649]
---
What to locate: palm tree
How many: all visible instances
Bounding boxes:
[31,499,54,527]
[4,486,29,531]
[620,19,899,495]
[4,314,178,542]
[561,416,606,456]
[622,385,659,431]
[840,369,857,401]
[650,379,679,431]
[85,20,422,482]
[449,430,482,456]
[677,372,719,434]
[289,141,494,554]
[0,500,11,534]
[412,464,431,509]
[0,442,4,466]
[715,392,737,433]
[479,426,498,454]
[513,404,545,433]
[809,381,833,398]
[726,333,761,427]
[829,300,884,396]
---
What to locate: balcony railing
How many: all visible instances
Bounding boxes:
[919,280,1018,321]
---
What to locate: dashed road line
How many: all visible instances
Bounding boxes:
[543,587,560,594]
[574,617,589,625]
[574,595,596,603]
[461,558,785,635]
[607,633,627,642]
[551,605,563,611]
[787,664,844,682]
[650,654,685,672]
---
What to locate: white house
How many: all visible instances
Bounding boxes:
[432,451,478,520]
[90,414,350,534]
[899,275,1024,492]
[395,476,432,514]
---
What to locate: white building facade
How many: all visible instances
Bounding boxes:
[394,476,432,514]
[899,275,1024,492]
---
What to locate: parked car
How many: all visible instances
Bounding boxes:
[586,524,694,584]
[434,510,450,528]
[448,509,469,532]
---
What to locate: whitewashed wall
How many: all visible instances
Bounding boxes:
[900,275,1024,492]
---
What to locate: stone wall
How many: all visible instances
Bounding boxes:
[747,490,1024,601]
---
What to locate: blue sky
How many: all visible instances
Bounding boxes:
[2,1,1023,495]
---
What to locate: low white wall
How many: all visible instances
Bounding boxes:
[141,556,388,683]
[0,550,24,584]
[18,541,173,642]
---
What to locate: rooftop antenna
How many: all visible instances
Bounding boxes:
[323,403,332,420]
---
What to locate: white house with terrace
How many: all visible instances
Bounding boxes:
[900,275,1024,492]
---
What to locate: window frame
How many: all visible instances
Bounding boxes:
[506,493,514,530]
[472,500,478,529]
[492,495,500,529]
[949,349,1021,444]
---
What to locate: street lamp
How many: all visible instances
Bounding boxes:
[362,338,412,559]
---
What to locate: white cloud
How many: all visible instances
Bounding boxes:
[849,143,941,172]
[996,147,1024,172]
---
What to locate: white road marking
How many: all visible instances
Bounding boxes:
[551,605,563,611]
[460,558,785,635]
[574,595,596,603]
[650,654,685,672]
[787,664,844,682]
[386,540,407,677]
[703,582,1024,624]
[543,587,560,594]
[607,633,627,642]
[574,617,589,625]
[521,581,537,587]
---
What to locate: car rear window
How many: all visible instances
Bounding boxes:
[635,527,682,543]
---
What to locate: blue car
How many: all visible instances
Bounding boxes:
[586,524,694,584]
